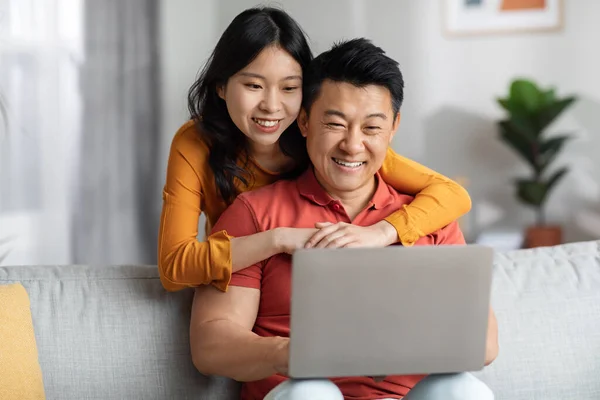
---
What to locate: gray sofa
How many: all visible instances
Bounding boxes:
[1,240,600,400]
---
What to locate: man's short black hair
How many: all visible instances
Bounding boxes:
[302,38,404,115]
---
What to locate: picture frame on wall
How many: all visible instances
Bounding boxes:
[444,0,564,36]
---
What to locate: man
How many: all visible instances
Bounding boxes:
[190,38,498,400]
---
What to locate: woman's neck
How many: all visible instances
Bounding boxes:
[249,142,294,174]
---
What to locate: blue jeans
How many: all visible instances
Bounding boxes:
[263,373,493,400]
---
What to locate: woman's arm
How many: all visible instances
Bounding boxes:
[158,123,317,292]
[378,147,471,246]
[158,125,232,291]
[231,228,317,272]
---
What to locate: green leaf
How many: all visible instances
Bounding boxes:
[510,79,543,113]
[546,167,569,194]
[540,135,572,154]
[508,114,539,140]
[537,96,577,132]
[541,88,556,106]
[497,98,512,112]
[516,179,547,207]
[498,121,536,167]
[538,135,573,172]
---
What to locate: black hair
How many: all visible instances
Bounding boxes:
[302,38,404,116]
[188,7,312,204]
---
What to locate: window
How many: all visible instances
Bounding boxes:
[0,0,83,264]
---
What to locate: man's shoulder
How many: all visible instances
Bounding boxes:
[379,179,415,207]
[234,178,301,231]
[378,180,465,246]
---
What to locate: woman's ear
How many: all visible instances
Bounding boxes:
[217,84,226,100]
[298,109,309,137]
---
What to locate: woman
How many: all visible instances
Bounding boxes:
[158,7,471,292]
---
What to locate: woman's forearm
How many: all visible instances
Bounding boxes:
[230,229,280,272]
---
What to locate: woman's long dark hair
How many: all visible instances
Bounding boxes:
[188,7,313,204]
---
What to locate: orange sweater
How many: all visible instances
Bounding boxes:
[158,120,471,292]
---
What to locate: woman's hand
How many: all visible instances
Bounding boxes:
[274,227,319,255]
[305,220,398,249]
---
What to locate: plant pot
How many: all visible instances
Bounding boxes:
[524,225,562,249]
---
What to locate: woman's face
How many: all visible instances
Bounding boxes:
[218,45,303,151]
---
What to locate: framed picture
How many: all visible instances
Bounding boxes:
[444,0,564,36]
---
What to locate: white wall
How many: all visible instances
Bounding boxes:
[382,0,600,241]
[159,0,217,180]
[160,0,600,241]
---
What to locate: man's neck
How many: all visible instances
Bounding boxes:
[316,173,377,220]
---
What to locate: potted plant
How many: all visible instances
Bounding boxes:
[496,79,576,248]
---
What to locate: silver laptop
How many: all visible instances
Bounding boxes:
[288,244,493,379]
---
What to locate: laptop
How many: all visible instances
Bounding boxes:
[288,244,494,379]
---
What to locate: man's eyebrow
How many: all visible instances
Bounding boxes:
[324,110,388,120]
[238,72,302,81]
[366,113,388,120]
[324,109,346,119]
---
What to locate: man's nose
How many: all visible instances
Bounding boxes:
[259,88,281,113]
[339,128,364,154]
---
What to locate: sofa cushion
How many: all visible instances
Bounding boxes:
[0,283,46,400]
[0,265,240,400]
[474,240,600,400]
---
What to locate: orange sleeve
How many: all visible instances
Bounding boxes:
[211,196,263,290]
[379,147,471,247]
[158,125,232,292]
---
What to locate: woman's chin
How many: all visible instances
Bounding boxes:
[246,129,285,146]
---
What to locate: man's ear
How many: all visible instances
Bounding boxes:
[298,108,309,138]
[217,84,226,100]
[389,112,401,143]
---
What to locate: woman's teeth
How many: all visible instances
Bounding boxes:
[333,158,364,168]
[253,118,279,127]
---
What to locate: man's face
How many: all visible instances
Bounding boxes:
[298,80,400,197]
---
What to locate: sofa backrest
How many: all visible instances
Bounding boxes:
[473,240,600,399]
[0,265,240,400]
[2,240,600,400]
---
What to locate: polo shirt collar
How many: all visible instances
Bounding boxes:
[297,167,395,209]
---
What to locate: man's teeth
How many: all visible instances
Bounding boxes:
[253,118,279,127]
[333,158,364,168]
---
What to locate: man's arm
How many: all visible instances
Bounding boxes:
[190,195,289,381]
[189,285,289,381]
[436,221,499,366]
[484,308,499,365]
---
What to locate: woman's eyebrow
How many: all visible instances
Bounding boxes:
[238,72,301,81]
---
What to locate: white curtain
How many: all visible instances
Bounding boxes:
[0,0,161,266]
[71,0,161,265]
[0,0,84,265]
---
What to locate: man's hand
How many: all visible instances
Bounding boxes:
[274,227,319,255]
[305,221,398,249]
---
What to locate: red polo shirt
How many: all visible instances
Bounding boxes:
[211,168,466,400]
